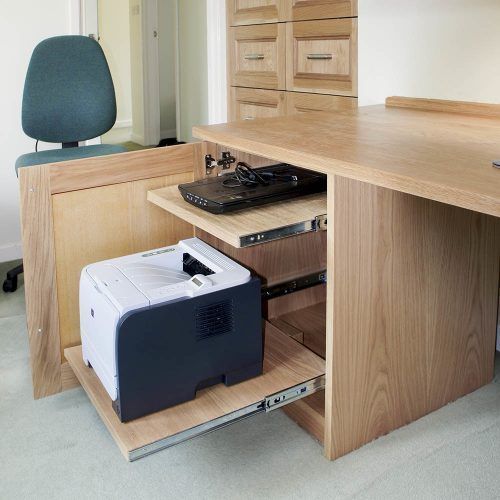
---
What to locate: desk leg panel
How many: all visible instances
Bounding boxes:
[325,175,500,460]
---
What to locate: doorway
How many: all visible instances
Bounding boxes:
[79,0,224,150]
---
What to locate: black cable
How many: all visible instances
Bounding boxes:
[222,162,298,188]
[35,140,39,152]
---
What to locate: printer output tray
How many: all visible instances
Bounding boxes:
[65,322,325,461]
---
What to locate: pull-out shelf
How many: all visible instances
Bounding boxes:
[147,185,327,248]
[65,322,325,461]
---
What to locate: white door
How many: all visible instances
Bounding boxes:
[80,0,161,147]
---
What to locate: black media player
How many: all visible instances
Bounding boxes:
[178,163,326,214]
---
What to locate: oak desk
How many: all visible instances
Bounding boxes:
[21,97,500,461]
[190,97,500,459]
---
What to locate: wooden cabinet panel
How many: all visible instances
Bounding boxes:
[286,92,357,114]
[230,87,286,121]
[229,24,286,90]
[286,19,357,96]
[227,0,287,26]
[286,0,357,21]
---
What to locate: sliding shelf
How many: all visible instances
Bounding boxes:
[147,185,327,248]
[65,322,325,461]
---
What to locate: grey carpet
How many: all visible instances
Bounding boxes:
[1,258,500,500]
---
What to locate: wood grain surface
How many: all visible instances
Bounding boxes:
[49,144,196,194]
[271,301,326,358]
[229,23,287,90]
[198,230,327,286]
[286,18,358,97]
[65,322,325,460]
[19,166,63,398]
[53,173,194,358]
[325,175,500,460]
[386,96,500,118]
[288,0,357,21]
[193,104,500,217]
[148,185,326,248]
[282,390,325,444]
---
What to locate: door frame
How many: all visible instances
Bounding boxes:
[75,0,161,146]
[206,0,227,125]
[74,0,228,140]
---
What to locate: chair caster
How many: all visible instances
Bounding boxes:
[3,277,18,293]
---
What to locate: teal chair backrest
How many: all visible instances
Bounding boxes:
[22,35,117,144]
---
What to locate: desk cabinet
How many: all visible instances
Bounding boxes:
[21,98,500,463]
[227,0,357,25]
[230,88,286,120]
[227,0,358,120]
[229,23,286,90]
[286,19,358,96]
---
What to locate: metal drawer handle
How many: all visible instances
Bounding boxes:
[244,54,265,61]
[307,53,333,60]
[244,116,255,120]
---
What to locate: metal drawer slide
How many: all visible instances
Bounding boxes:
[240,214,327,247]
[129,375,325,461]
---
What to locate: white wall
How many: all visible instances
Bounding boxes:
[0,0,73,262]
[358,0,500,106]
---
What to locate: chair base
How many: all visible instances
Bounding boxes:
[3,263,23,293]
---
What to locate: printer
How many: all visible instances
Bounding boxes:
[80,237,262,422]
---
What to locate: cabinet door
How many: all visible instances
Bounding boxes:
[286,92,357,115]
[286,19,358,97]
[229,24,287,90]
[285,0,357,21]
[227,0,288,26]
[230,87,286,121]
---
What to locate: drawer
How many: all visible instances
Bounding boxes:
[286,18,358,97]
[227,0,287,26]
[230,87,286,121]
[286,92,357,114]
[288,0,357,21]
[229,24,286,90]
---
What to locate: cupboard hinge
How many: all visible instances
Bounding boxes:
[265,375,326,412]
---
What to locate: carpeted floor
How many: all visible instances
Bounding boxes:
[1,258,500,500]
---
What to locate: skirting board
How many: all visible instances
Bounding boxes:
[0,242,23,263]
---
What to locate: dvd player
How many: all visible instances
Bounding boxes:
[178,164,326,214]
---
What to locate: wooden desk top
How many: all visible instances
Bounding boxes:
[194,101,500,217]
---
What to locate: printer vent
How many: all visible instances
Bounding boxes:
[195,299,234,340]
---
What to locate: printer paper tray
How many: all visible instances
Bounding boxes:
[64,321,325,461]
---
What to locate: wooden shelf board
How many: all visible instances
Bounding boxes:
[65,322,325,461]
[283,390,325,444]
[147,185,326,248]
[271,301,326,358]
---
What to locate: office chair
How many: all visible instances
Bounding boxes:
[3,35,127,293]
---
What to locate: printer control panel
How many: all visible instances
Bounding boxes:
[190,275,213,290]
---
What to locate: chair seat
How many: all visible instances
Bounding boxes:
[15,144,127,175]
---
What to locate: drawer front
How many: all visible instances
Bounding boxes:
[286,19,358,96]
[288,0,357,21]
[286,92,357,115]
[227,0,286,26]
[229,24,286,90]
[230,88,286,121]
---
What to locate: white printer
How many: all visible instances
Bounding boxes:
[80,237,263,422]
